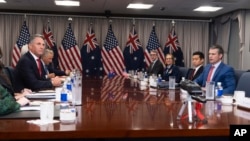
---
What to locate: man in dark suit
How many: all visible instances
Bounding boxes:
[41,48,70,79]
[194,45,236,94]
[14,34,62,92]
[147,50,164,76]
[186,51,204,81]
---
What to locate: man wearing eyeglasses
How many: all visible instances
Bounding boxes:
[147,50,164,76]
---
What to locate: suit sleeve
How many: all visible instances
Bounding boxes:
[221,67,236,94]
[17,57,53,91]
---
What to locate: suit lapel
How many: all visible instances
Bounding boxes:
[212,63,224,81]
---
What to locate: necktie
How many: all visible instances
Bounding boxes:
[189,69,195,80]
[151,61,155,71]
[44,65,49,74]
[36,58,42,77]
[206,65,214,82]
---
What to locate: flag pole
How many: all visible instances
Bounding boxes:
[172,20,175,26]
[24,14,26,21]
[132,18,135,26]
[68,17,73,25]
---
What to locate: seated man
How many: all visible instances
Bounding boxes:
[41,48,70,79]
[14,34,62,92]
[147,50,164,76]
[194,45,236,94]
[186,51,204,81]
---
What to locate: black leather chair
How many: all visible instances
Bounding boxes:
[178,67,189,79]
[3,66,15,86]
[236,72,250,97]
[234,69,246,86]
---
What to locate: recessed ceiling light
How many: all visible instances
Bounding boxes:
[194,6,223,12]
[55,0,80,6]
[0,0,6,3]
[127,3,153,9]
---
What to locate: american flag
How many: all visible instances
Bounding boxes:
[123,25,145,71]
[58,23,82,71]
[144,26,165,68]
[101,75,125,102]
[101,25,125,75]
[81,26,103,77]
[164,26,184,67]
[43,21,59,69]
[11,21,30,67]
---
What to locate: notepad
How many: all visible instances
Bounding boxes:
[25,92,55,99]
[20,106,40,111]
[38,90,55,93]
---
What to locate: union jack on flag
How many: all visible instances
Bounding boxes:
[164,26,184,67]
[58,23,82,71]
[43,21,59,68]
[164,27,180,53]
[123,25,145,71]
[11,21,30,67]
[83,27,98,53]
[144,25,165,68]
[81,26,103,77]
[101,24,125,75]
[126,26,141,54]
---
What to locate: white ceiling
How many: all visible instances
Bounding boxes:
[0,0,250,19]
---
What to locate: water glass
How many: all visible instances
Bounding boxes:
[169,76,176,89]
[205,81,215,100]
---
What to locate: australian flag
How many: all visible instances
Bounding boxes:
[123,25,145,72]
[164,26,184,67]
[81,26,103,77]
[43,21,59,69]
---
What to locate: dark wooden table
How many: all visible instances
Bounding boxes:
[0,76,250,140]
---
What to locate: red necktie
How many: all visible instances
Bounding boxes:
[36,58,42,77]
[189,69,195,80]
[206,65,214,82]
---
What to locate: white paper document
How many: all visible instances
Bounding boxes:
[25,92,56,99]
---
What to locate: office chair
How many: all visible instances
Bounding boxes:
[236,72,250,97]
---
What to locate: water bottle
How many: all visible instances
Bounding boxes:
[216,82,223,97]
[144,72,148,79]
[60,86,68,103]
[157,74,162,83]
[66,77,72,91]
[60,86,76,123]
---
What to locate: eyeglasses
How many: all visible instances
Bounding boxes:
[166,58,173,60]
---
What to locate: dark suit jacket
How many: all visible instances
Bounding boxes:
[47,63,66,76]
[194,62,236,94]
[186,66,204,81]
[14,52,53,92]
[147,59,164,76]
[162,65,181,83]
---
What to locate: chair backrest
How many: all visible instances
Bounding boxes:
[3,66,15,86]
[236,72,250,97]
[178,67,189,78]
[234,69,246,86]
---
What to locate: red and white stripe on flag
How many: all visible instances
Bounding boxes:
[58,45,82,71]
[101,46,125,75]
[12,44,22,67]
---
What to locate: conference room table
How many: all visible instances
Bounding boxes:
[0,75,250,140]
